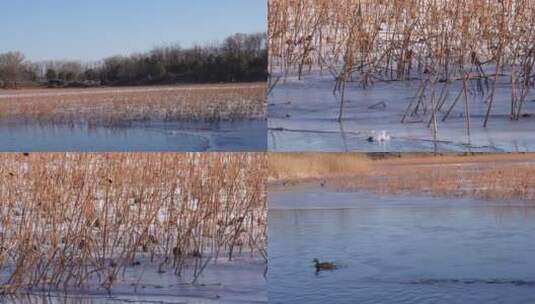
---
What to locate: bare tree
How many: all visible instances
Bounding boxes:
[0,51,25,89]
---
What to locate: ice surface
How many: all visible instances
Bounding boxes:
[268,72,535,152]
[0,120,267,152]
[1,257,267,304]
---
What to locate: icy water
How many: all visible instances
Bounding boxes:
[268,188,535,304]
[0,257,267,304]
[268,72,535,152]
[0,120,266,152]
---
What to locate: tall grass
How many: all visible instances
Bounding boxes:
[268,153,370,182]
[0,153,267,294]
[269,0,535,126]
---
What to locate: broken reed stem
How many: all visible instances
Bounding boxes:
[463,72,471,141]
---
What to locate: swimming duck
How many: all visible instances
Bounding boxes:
[313,258,337,272]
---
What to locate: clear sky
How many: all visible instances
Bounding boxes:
[0,0,266,62]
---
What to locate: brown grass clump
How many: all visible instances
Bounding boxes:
[268,153,370,182]
[269,0,535,125]
[0,83,266,125]
[0,153,266,294]
[269,153,535,202]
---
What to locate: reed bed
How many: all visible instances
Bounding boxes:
[0,83,266,125]
[0,153,267,294]
[339,156,535,201]
[269,0,535,127]
[269,153,535,201]
[268,153,370,182]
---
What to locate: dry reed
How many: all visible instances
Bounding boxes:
[0,83,266,125]
[269,153,535,201]
[269,0,535,125]
[0,153,267,294]
[268,153,370,182]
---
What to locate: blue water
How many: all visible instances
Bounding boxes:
[268,189,535,304]
[0,120,266,152]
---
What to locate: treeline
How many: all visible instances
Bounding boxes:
[0,32,267,88]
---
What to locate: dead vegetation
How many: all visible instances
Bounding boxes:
[268,153,370,182]
[0,83,266,125]
[269,0,535,129]
[269,153,535,201]
[0,153,266,294]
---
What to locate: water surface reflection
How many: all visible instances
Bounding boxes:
[268,190,535,304]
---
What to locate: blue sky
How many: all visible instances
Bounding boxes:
[0,0,266,62]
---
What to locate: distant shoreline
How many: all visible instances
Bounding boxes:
[0,82,266,124]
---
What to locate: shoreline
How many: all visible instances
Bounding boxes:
[0,83,266,124]
[269,153,535,203]
[0,82,267,98]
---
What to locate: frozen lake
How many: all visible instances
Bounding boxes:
[268,72,535,152]
[268,187,535,304]
[0,120,267,152]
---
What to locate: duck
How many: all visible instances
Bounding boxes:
[367,130,391,143]
[313,258,337,272]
